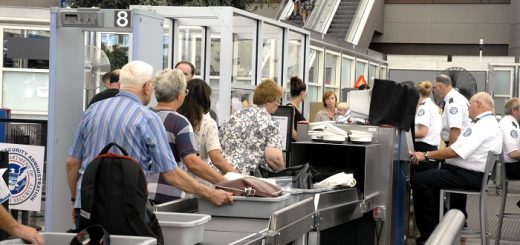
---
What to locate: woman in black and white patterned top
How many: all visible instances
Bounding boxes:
[220,79,285,175]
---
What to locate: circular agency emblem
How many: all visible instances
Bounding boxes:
[449,107,458,115]
[511,130,518,139]
[417,109,425,116]
[7,150,42,205]
[463,128,472,137]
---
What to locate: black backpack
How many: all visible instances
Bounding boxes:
[79,143,164,245]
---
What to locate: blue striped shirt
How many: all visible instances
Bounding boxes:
[69,90,177,208]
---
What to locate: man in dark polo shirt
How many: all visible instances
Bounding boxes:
[87,69,120,108]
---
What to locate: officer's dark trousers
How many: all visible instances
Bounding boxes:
[411,164,483,238]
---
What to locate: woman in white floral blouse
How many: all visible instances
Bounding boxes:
[178,78,236,174]
[219,79,285,175]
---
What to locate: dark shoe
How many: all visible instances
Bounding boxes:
[517,199,520,208]
[415,233,430,245]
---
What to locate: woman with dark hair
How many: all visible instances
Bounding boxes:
[287,76,307,141]
[178,79,236,174]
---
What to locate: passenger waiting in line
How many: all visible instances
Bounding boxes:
[413,81,442,174]
[433,74,470,146]
[178,79,236,174]
[66,61,233,230]
[409,92,502,245]
[0,206,43,244]
[498,98,520,208]
[287,76,307,141]
[220,79,285,175]
[146,69,229,204]
[175,60,219,124]
[87,69,120,108]
[314,90,338,122]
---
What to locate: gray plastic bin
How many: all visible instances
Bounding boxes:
[155,212,211,245]
[0,232,156,245]
[198,193,290,218]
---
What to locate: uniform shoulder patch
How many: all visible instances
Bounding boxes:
[463,128,472,137]
[417,109,425,116]
[511,130,518,139]
[449,107,458,115]
[449,98,454,104]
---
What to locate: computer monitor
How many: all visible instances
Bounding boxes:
[347,89,372,120]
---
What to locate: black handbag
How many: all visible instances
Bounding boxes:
[255,163,317,189]
[70,224,110,245]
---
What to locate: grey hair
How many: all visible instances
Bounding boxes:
[472,92,494,109]
[119,60,153,89]
[505,98,520,115]
[153,68,186,103]
[435,74,452,86]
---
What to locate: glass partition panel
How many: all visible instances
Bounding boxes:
[308,48,323,85]
[380,67,387,79]
[232,15,256,86]
[3,71,48,112]
[262,24,282,83]
[325,52,339,87]
[306,84,321,119]
[230,89,254,114]
[490,70,512,95]
[100,32,130,70]
[369,64,378,87]
[3,29,50,69]
[355,60,367,85]
[287,31,304,82]
[209,34,221,87]
[341,56,353,88]
[177,26,203,77]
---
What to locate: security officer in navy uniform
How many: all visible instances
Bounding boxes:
[409,92,502,244]
[499,98,520,208]
[433,74,470,146]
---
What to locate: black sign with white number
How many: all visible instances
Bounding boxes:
[114,10,131,28]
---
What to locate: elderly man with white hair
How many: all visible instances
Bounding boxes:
[409,92,502,244]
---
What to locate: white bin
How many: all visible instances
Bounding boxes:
[155,212,211,245]
[0,232,156,245]
[198,193,291,218]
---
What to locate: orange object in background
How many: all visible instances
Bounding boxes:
[354,75,367,89]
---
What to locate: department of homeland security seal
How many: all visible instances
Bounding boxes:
[449,107,458,115]
[511,130,518,139]
[417,109,425,116]
[7,147,42,205]
[463,128,472,137]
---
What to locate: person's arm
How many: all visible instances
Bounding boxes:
[447,127,461,146]
[0,206,44,244]
[207,149,236,174]
[66,156,81,201]
[265,146,284,171]
[508,150,520,160]
[409,147,459,165]
[415,124,429,138]
[182,154,227,184]
[161,168,233,206]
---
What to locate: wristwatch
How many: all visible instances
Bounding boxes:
[424,151,430,161]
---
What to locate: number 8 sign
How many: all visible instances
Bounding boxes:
[114,10,131,28]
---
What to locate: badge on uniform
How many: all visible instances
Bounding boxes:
[511,130,518,138]
[463,128,472,137]
[417,109,425,116]
[449,98,454,104]
[449,107,458,115]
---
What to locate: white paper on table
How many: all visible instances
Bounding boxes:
[0,168,11,205]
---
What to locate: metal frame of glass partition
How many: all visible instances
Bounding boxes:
[131,6,310,125]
